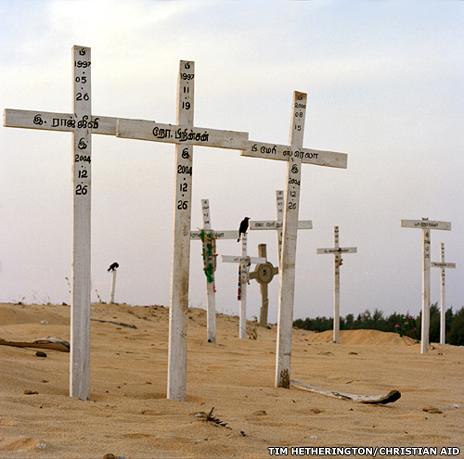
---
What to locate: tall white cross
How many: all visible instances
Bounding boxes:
[190,199,237,343]
[317,226,357,344]
[116,60,249,400]
[401,218,451,353]
[241,91,348,387]
[249,189,312,265]
[3,46,121,400]
[221,233,266,339]
[431,242,456,345]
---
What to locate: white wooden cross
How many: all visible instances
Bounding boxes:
[431,242,456,345]
[221,233,266,339]
[317,226,357,344]
[190,199,237,343]
[401,218,451,353]
[3,46,121,400]
[116,60,249,400]
[249,189,312,265]
[241,91,348,387]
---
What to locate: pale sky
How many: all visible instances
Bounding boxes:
[0,0,463,323]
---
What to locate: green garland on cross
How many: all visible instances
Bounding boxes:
[200,230,217,283]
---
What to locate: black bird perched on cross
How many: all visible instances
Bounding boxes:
[237,217,250,242]
[107,262,119,272]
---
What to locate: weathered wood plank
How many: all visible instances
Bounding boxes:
[241,141,347,169]
[70,45,92,401]
[117,118,248,149]
[317,247,357,254]
[401,219,451,231]
[168,60,195,401]
[250,220,312,230]
[190,230,238,240]
[4,108,118,135]
[431,261,456,269]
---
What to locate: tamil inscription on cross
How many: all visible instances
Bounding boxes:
[401,218,451,353]
[190,199,237,343]
[3,45,121,400]
[241,91,348,387]
[116,60,249,400]
[249,189,312,265]
[221,233,266,339]
[317,226,357,344]
[431,242,456,345]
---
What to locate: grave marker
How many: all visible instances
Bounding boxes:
[240,91,348,387]
[222,234,266,339]
[317,226,357,344]
[116,60,249,400]
[3,46,120,400]
[249,243,278,326]
[401,218,451,353]
[431,242,456,345]
[190,199,237,343]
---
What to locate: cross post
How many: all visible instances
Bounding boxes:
[116,60,248,400]
[401,218,451,353]
[317,226,357,344]
[431,242,456,345]
[190,199,237,343]
[222,233,266,339]
[241,91,348,387]
[109,267,118,304]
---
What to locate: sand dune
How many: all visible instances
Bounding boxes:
[0,302,463,458]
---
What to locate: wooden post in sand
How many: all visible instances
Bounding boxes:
[116,61,249,400]
[190,199,237,343]
[109,266,118,304]
[222,234,266,339]
[401,218,451,353]
[240,92,348,387]
[431,242,456,345]
[3,46,122,400]
[249,244,279,327]
[317,226,357,344]
[249,189,312,266]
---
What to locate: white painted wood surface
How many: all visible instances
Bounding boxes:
[431,242,456,345]
[221,233,265,339]
[401,217,451,353]
[110,269,117,304]
[167,60,195,401]
[317,226,357,344]
[117,118,248,149]
[190,230,238,240]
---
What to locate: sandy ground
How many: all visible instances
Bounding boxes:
[0,302,463,459]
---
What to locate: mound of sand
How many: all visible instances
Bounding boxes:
[0,302,462,458]
[308,328,417,345]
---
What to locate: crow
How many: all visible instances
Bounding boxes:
[237,217,250,242]
[107,262,119,272]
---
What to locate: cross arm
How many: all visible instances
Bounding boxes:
[3,109,118,135]
[249,220,312,230]
[241,141,347,169]
[190,230,238,240]
[317,247,357,254]
[401,219,451,231]
[116,118,249,150]
[222,255,266,264]
[431,262,456,269]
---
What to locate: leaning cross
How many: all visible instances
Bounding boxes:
[249,243,279,327]
[401,218,451,353]
[3,45,121,400]
[221,233,266,339]
[431,242,456,345]
[249,189,312,265]
[190,199,237,343]
[241,91,348,387]
[317,226,357,344]
[116,60,248,400]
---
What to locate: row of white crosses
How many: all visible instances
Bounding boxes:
[4,46,347,400]
[401,218,455,352]
[317,226,357,344]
